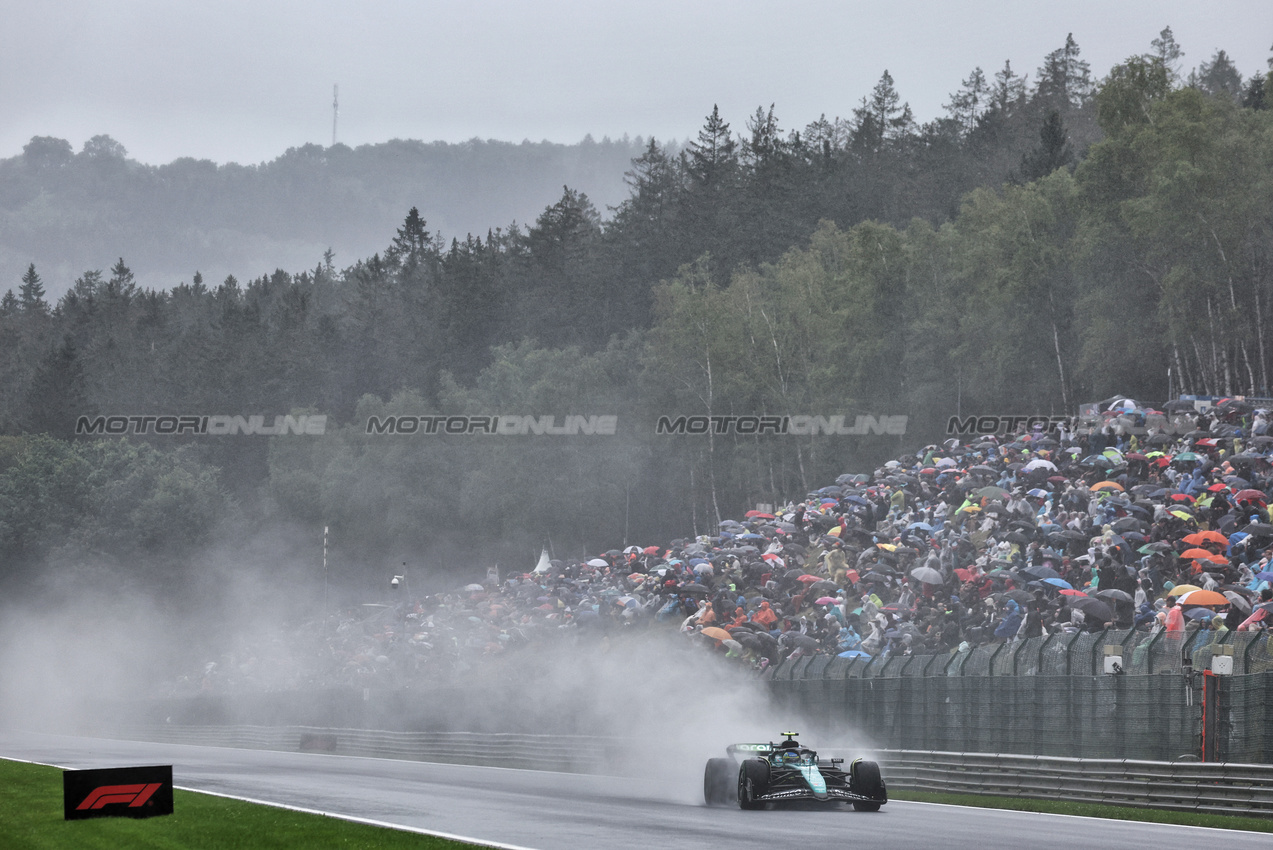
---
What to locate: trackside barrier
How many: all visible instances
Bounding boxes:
[877,750,1273,818]
[99,725,1273,817]
[103,725,624,773]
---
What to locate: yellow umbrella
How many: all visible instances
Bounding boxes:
[1091,481,1125,492]
[876,543,898,552]
[1167,584,1202,597]
[700,626,732,641]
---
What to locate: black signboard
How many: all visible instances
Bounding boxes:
[63,765,174,820]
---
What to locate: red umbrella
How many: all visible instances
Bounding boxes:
[1234,489,1267,504]
[1169,493,1195,503]
[797,575,821,583]
[1060,588,1087,597]
[643,545,661,554]
[1206,483,1229,492]
[745,510,776,519]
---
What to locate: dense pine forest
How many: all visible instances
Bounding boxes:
[2,32,1271,597]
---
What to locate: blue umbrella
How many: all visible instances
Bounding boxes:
[1043,577,1073,590]
[906,522,935,532]
[837,650,872,658]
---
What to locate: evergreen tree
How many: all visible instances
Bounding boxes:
[1146,26,1185,82]
[1243,74,1267,110]
[1016,111,1075,182]
[945,67,989,133]
[853,71,914,149]
[686,105,738,187]
[1191,49,1244,100]
[384,206,435,271]
[991,60,1028,115]
[18,264,47,314]
[106,258,136,300]
[24,337,91,438]
[1034,34,1093,111]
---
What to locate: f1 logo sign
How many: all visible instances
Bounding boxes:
[76,783,164,810]
[64,766,173,819]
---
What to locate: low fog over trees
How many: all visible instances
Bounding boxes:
[2,32,1271,596]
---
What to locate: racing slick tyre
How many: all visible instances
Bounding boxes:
[738,758,769,810]
[850,759,885,812]
[703,758,735,806]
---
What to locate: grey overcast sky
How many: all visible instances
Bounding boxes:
[3,1,1270,165]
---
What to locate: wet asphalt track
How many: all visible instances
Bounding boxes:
[2,730,1268,850]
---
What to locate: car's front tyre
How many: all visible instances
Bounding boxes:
[850,759,885,812]
[738,758,769,810]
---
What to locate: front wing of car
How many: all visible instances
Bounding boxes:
[753,767,877,803]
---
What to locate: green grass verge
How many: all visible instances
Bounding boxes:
[1,757,480,849]
[889,789,1273,832]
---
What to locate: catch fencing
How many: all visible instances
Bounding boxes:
[763,626,1273,763]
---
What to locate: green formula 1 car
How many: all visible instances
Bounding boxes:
[703,732,886,811]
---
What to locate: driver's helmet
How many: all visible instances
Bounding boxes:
[782,750,802,765]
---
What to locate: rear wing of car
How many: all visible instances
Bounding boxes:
[726,743,773,759]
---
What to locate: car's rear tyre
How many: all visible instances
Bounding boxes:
[703,758,734,806]
[850,759,885,811]
[738,758,769,810]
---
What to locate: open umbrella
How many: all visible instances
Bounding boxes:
[1069,596,1114,622]
[1183,530,1229,547]
[1222,591,1251,613]
[700,626,732,640]
[910,566,944,585]
[1176,589,1229,607]
[815,596,839,605]
[1091,481,1125,492]
[1166,584,1203,597]
[1181,548,1227,565]
[1095,589,1133,603]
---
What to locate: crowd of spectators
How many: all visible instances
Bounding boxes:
[176,398,1273,693]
